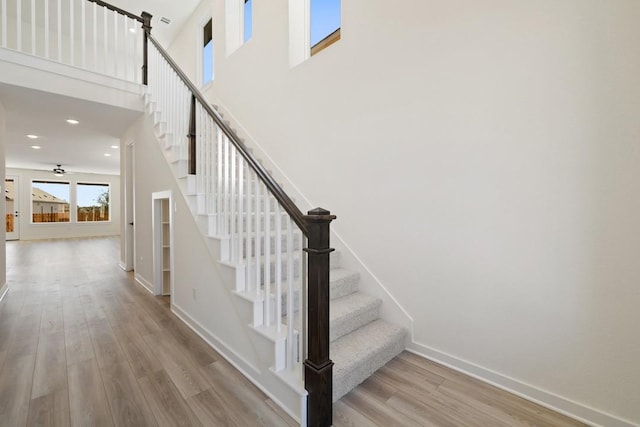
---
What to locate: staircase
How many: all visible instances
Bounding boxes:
[143,85,406,403]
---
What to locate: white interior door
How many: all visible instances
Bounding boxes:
[5,176,20,240]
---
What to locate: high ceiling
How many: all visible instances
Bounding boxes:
[108,0,201,47]
[2,0,201,176]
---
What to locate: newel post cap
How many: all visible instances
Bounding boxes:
[306,208,336,222]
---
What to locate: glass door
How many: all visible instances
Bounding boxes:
[5,177,20,240]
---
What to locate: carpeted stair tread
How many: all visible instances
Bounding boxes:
[331,319,406,401]
[330,268,360,300]
[330,292,381,342]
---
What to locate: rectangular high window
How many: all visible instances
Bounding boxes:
[244,0,253,42]
[77,183,110,222]
[310,0,341,55]
[203,18,214,84]
[31,180,70,223]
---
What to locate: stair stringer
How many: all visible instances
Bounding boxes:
[140,90,309,425]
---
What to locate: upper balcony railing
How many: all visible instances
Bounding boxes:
[0,0,146,83]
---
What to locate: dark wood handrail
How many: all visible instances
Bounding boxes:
[85,0,144,23]
[147,34,309,236]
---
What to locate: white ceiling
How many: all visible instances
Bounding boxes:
[1,83,141,175]
[108,0,202,47]
[2,0,201,176]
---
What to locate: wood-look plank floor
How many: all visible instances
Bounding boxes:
[1,237,587,427]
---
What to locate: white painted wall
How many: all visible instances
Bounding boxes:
[5,168,119,240]
[164,0,640,425]
[0,101,7,293]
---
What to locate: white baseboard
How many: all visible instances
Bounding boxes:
[0,282,8,302]
[118,261,133,272]
[171,303,303,425]
[408,341,638,427]
[134,274,154,294]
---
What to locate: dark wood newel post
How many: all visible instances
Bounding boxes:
[304,207,336,427]
[141,11,152,85]
[188,95,196,175]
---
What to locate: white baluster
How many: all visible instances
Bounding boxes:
[237,157,245,265]
[245,168,253,292]
[216,126,223,228]
[254,176,261,299]
[122,15,128,81]
[286,217,294,369]
[224,135,230,237]
[299,234,307,372]
[16,0,21,52]
[80,0,85,67]
[113,10,118,78]
[69,0,74,65]
[275,202,283,333]
[1,0,6,48]
[264,192,272,326]
[230,146,238,262]
[92,1,96,70]
[30,0,35,54]
[102,5,107,74]
[56,0,61,60]
[196,103,204,195]
[44,0,49,58]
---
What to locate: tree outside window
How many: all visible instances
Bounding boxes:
[77,183,110,222]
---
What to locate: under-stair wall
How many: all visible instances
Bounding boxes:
[120,112,309,422]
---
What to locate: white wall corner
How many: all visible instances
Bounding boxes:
[0,283,9,302]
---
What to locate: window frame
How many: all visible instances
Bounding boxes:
[309,0,341,56]
[198,15,214,88]
[76,182,111,223]
[30,179,71,224]
[289,0,341,67]
[226,0,253,56]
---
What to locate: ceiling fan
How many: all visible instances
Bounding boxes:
[52,164,66,176]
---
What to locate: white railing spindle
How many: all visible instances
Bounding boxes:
[264,193,272,326]
[16,0,21,52]
[92,1,97,70]
[69,0,74,65]
[1,0,7,48]
[275,202,283,334]
[237,158,245,265]
[80,0,85,67]
[56,0,61,60]
[44,0,49,58]
[30,0,35,54]
[253,179,258,298]
[286,217,295,369]
[245,168,253,292]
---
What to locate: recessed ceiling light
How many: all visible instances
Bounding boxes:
[66,119,79,125]
[27,134,39,139]
[104,153,112,157]
[31,145,41,149]
[111,145,119,149]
